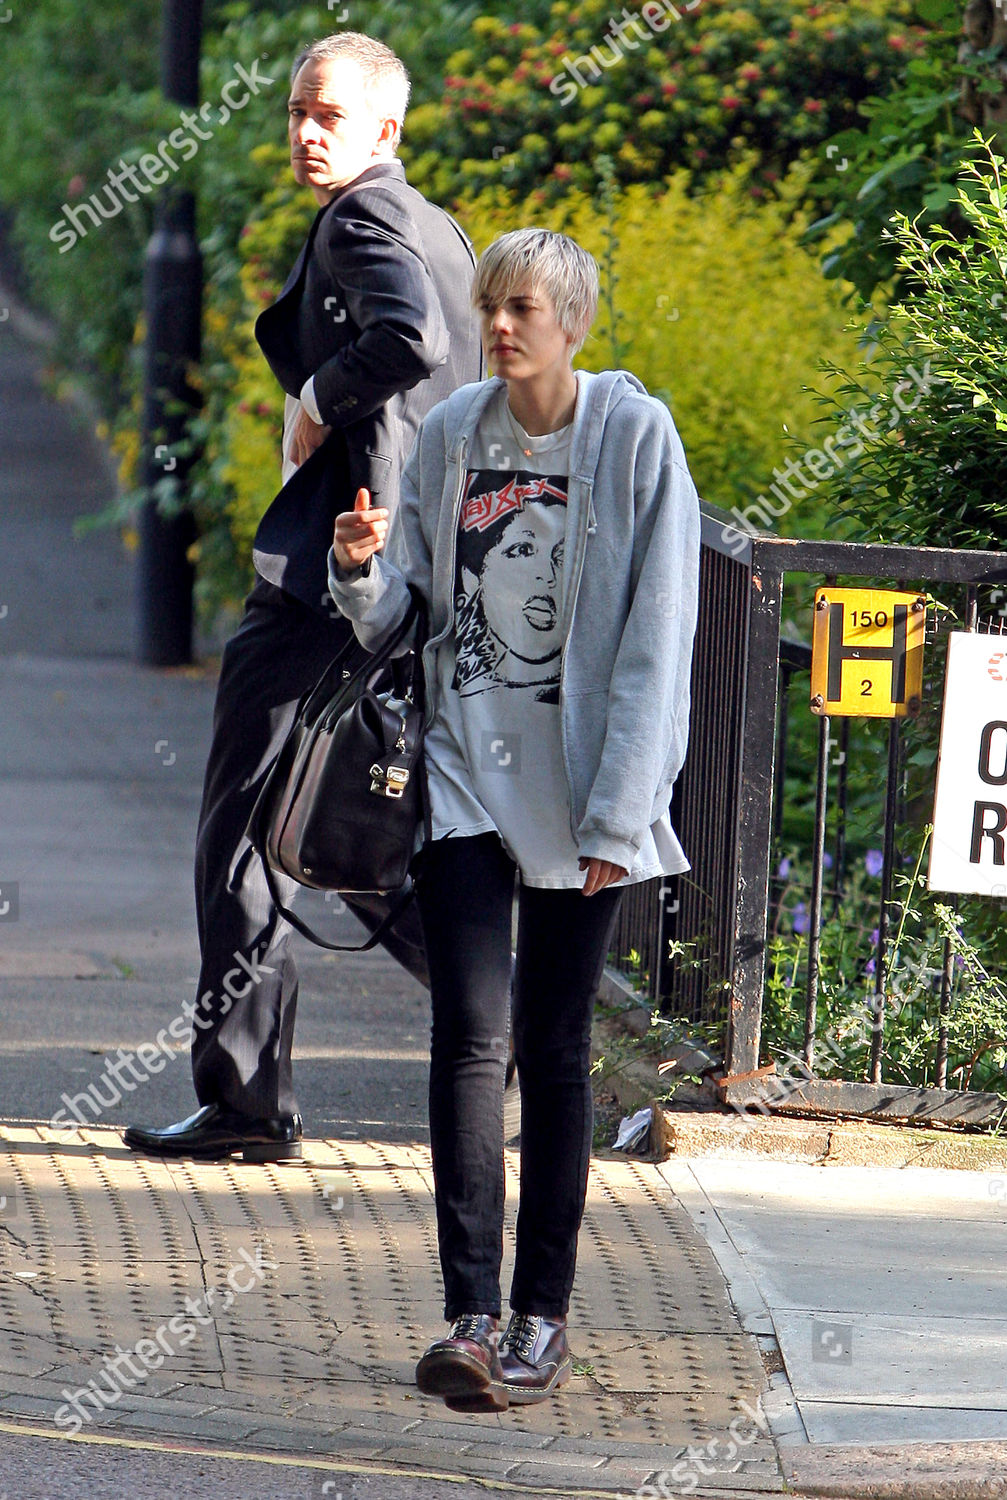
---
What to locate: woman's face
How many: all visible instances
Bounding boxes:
[478,282,575,386]
[479,505,565,667]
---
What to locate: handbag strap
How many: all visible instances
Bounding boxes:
[257,840,418,954]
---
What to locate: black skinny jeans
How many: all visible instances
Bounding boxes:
[415,833,623,1321]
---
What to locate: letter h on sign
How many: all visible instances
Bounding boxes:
[827,602,909,703]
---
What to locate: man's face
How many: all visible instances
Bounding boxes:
[288,57,393,204]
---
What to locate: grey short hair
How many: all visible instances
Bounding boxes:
[473,230,599,353]
[290,33,411,146]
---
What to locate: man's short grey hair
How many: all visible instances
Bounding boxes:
[290,33,411,146]
[473,230,599,352]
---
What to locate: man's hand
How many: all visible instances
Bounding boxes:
[289,404,332,468]
[333,488,389,571]
[579,858,628,897]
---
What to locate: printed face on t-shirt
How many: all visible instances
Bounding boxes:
[453,470,569,700]
[477,507,565,664]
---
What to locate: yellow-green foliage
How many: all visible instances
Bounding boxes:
[204,155,866,610]
[456,163,865,531]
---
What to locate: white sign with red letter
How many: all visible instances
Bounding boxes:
[929,632,1007,897]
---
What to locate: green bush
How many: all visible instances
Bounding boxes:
[810,133,1007,550]
[806,0,976,302]
[0,0,921,619]
[402,0,928,204]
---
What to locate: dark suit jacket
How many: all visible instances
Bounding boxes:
[253,160,483,610]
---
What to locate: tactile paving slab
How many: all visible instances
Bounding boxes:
[0,1127,779,1494]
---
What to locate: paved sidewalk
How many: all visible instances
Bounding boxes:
[663,1146,1007,1498]
[0,1126,775,1496]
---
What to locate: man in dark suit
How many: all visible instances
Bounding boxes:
[124,32,482,1162]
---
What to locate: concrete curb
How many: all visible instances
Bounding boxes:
[784,1441,1007,1499]
[660,1110,1007,1174]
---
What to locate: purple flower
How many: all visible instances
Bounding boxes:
[865,849,884,878]
[823,851,834,870]
[792,902,810,935]
[777,857,792,879]
[864,958,877,978]
[870,928,879,946]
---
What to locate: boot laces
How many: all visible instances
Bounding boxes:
[451,1314,488,1340]
[503,1313,541,1360]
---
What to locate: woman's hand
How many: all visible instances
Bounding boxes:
[579,857,627,897]
[333,487,389,571]
[289,405,331,468]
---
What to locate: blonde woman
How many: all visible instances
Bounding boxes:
[330,229,700,1411]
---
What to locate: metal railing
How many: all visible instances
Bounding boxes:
[608,499,1007,1123]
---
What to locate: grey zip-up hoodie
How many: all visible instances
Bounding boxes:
[328,369,701,872]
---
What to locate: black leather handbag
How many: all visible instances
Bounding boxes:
[248,587,429,952]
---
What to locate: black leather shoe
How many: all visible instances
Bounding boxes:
[498,1313,572,1403]
[415,1314,508,1412]
[122,1104,303,1163]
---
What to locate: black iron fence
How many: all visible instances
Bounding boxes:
[607,499,1007,1124]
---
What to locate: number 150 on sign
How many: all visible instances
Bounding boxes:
[810,587,926,719]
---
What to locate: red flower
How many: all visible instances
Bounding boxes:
[67,174,86,198]
[553,163,573,180]
[722,95,741,111]
[634,92,655,106]
[889,34,906,50]
[508,22,522,33]
[803,98,823,113]
[661,81,678,96]
[740,66,760,82]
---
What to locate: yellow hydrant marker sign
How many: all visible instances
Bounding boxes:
[810,587,926,718]
[929,631,1007,898]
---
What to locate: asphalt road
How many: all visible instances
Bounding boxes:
[0,1430,531,1500]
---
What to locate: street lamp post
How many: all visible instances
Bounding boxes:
[137,0,204,666]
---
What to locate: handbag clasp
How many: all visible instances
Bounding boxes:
[370,762,410,798]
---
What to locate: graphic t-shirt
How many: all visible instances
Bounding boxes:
[424,381,684,888]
